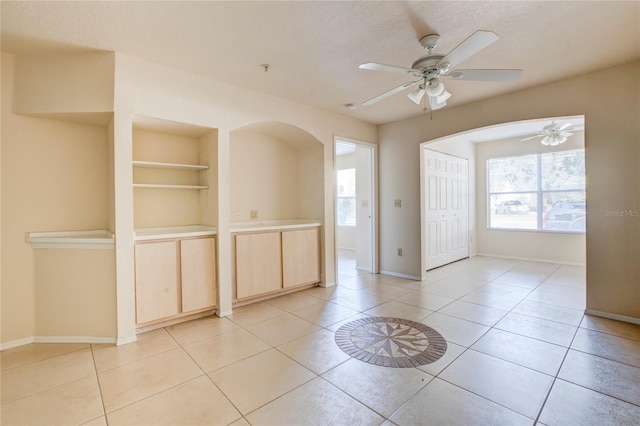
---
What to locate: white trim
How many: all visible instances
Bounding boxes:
[216,308,233,317]
[379,270,421,281]
[584,309,640,326]
[34,336,116,345]
[0,337,35,351]
[476,252,585,267]
[320,280,336,288]
[116,335,138,346]
[1,335,117,351]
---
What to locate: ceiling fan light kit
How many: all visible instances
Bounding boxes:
[358,30,523,111]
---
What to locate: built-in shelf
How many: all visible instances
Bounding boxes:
[132,160,209,171]
[133,184,209,190]
[26,230,115,249]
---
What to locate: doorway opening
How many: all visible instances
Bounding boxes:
[335,138,377,280]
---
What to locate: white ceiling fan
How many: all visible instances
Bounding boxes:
[520,122,577,146]
[359,30,523,111]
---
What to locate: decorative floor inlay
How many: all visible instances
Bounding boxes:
[335,317,447,368]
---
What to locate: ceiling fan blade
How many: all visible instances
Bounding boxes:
[520,135,542,142]
[446,69,523,82]
[362,80,419,106]
[407,88,425,105]
[359,62,421,77]
[556,123,572,132]
[438,30,499,69]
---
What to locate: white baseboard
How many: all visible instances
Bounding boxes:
[2,335,117,351]
[476,252,585,267]
[584,309,640,326]
[0,337,35,351]
[216,308,233,317]
[379,270,421,281]
[116,335,138,346]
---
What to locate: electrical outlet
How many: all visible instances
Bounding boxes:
[394,199,402,208]
[250,210,258,220]
[235,210,241,219]
[397,248,403,256]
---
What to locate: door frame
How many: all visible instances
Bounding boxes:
[334,136,378,277]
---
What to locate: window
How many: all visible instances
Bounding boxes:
[487,149,585,232]
[337,168,356,226]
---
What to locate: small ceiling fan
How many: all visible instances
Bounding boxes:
[359,30,523,110]
[520,122,576,146]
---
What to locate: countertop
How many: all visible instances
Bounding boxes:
[230,219,322,233]
[134,225,217,241]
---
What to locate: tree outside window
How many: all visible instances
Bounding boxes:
[337,168,356,227]
[487,149,585,232]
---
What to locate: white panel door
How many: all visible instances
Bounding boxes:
[424,149,469,270]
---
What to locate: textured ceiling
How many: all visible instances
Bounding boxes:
[1,1,639,125]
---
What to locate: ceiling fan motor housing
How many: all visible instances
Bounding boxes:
[411,54,450,77]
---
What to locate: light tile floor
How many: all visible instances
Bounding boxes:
[2,252,640,425]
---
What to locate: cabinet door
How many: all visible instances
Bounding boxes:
[135,241,179,324]
[282,228,320,288]
[181,237,216,313]
[235,232,282,299]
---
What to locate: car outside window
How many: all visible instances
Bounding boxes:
[487,149,585,232]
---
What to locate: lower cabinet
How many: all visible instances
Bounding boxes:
[234,227,319,300]
[282,228,321,288]
[135,236,216,325]
[235,232,282,299]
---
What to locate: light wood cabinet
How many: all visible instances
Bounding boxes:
[135,236,216,325]
[282,228,320,288]
[234,227,320,300]
[235,232,282,299]
[181,238,217,312]
[135,241,180,324]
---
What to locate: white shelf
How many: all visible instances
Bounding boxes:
[133,184,209,190]
[132,160,209,171]
[26,230,115,249]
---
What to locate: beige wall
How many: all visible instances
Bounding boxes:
[380,61,640,320]
[230,131,323,221]
[34,249,116,337]
[475,131,586,265]
[13,52,114,124]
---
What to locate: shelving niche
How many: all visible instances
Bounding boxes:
[132,117,218,229]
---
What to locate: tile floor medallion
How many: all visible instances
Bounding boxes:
[335,316,447,367]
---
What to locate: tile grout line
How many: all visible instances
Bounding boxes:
[89,344,109,424]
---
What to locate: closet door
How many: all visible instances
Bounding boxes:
[424,149,469,270]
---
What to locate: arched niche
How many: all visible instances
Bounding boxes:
[229,121,324,222]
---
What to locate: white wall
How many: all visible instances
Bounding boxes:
[379,60,640,321]
[475,130,586,265]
